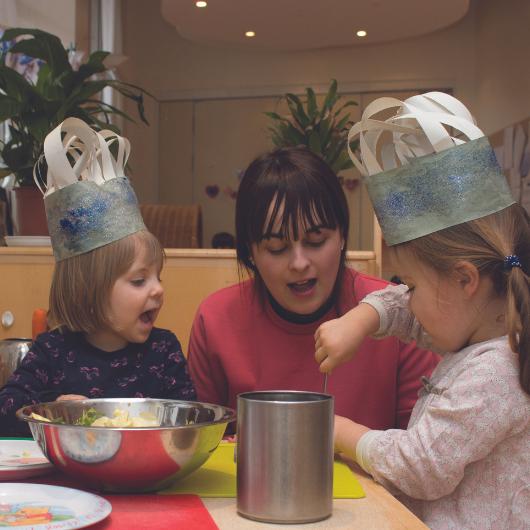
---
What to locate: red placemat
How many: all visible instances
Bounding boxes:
[21,472,219,529]
[94,494,218,530]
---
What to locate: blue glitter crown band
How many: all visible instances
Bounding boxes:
[37,118,146,261]
[348,92,515,246]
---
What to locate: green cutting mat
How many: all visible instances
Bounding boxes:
[162,442,365,498]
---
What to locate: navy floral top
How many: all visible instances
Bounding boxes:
[0,327,196,437]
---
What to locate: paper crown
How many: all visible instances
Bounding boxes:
[36,118,146,261]
[347,92,515,246]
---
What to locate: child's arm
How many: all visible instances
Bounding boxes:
[315,302,380,372]
[351,347,528,501]
[334,415,372,461]
[315,284,436,373]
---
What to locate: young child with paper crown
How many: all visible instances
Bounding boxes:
[314,92,530,529]
[0,118,196,436]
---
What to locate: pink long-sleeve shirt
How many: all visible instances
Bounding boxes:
[358,284,530,530]
[188,269,439,430]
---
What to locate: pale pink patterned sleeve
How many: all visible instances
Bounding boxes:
[361,284,436,351]
[359,350,528,500]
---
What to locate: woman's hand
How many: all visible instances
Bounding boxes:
[314,303,380,373]
[334,415,370,461]
[56,394,88,401]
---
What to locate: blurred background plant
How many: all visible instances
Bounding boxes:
[265,79,359,175]
[0,27,150,187]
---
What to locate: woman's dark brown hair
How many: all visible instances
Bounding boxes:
[235,146,349,299]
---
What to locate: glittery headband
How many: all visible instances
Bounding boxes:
[37,118,146,261]
[348,92,515,246]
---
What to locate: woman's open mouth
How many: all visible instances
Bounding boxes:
[287,278,317,294]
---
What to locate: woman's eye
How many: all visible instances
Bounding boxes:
[268,246,287,255]
[305,239,326,248]
[131,279,145,286]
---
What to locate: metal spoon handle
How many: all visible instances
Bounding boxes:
[323,373,328,393]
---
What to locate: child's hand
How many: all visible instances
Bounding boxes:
[334,415,370,461]
[314,303,380,373]
[56,394,88,401]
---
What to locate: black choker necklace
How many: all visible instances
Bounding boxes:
[268,291,336,324]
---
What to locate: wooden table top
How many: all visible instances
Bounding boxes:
[202,469,428,529]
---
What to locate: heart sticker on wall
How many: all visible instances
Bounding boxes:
[205,184,220,198]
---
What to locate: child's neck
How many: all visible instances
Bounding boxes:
[466,292,507,347]
[85,331,128,352]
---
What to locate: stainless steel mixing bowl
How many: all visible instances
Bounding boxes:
[0,338,31,388]
[17,398,235,492]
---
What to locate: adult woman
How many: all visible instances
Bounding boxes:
[188,146,438,430]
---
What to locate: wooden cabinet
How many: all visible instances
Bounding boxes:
[0,248,379,352]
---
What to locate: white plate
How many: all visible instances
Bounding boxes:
[0,440,54,480]
[0,483,111,529]
[4,236,51,247]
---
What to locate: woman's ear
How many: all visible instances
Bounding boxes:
[452,261,480,298]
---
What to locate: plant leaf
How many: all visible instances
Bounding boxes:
[322,79,338,116]
[285,93,310,129]
[3,28,71,79]
[306,87,317,120]
[0,96,21,121]
[308,130,322,154]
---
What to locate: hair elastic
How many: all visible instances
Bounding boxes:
[503,254,522,271]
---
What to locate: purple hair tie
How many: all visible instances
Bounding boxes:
[503,254,522,271]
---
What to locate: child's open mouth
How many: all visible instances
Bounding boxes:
[287,278,317,294]
[139,309,156,324]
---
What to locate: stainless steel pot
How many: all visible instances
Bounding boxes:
[0,338,31,388]
[237,391,334,524]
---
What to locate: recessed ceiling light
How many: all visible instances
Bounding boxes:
[196,1,207,7]
[245,31,256,38]
[356,30,367,37]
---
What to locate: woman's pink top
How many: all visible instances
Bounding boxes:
[188,269,439,430]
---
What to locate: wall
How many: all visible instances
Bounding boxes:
[117,0,530,250]
[120,0,477,211]
[0,0,75,46]
[474,0,530,134]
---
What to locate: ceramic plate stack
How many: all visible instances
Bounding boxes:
[4,236,51,247]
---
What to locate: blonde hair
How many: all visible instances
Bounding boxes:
[49,230,164,334]
[393,204,530,395]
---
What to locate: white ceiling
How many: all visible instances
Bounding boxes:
[160,0,470,51]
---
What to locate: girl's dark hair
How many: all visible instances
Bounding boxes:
[394,203,530,395]
[235,146,349,294]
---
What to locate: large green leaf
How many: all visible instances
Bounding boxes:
[285,93,310,129]
[335,113,352,132]
[317,117,332,149]
[308,130,322,154]
[0,96,21,121]
[306,87,317,120]
[0,65,34,101]
[72,50,110,84]
[333,100,358,118]
[322,79,338,116]
[3,28,71,78]
[264,111,288,122]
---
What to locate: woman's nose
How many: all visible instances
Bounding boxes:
[288,244,310,271]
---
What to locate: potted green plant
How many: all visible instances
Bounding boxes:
[265,79,359,176]
[0,28,150,235]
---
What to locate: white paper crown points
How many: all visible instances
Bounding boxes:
[39,118,145,261]
[348,92,515,245]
